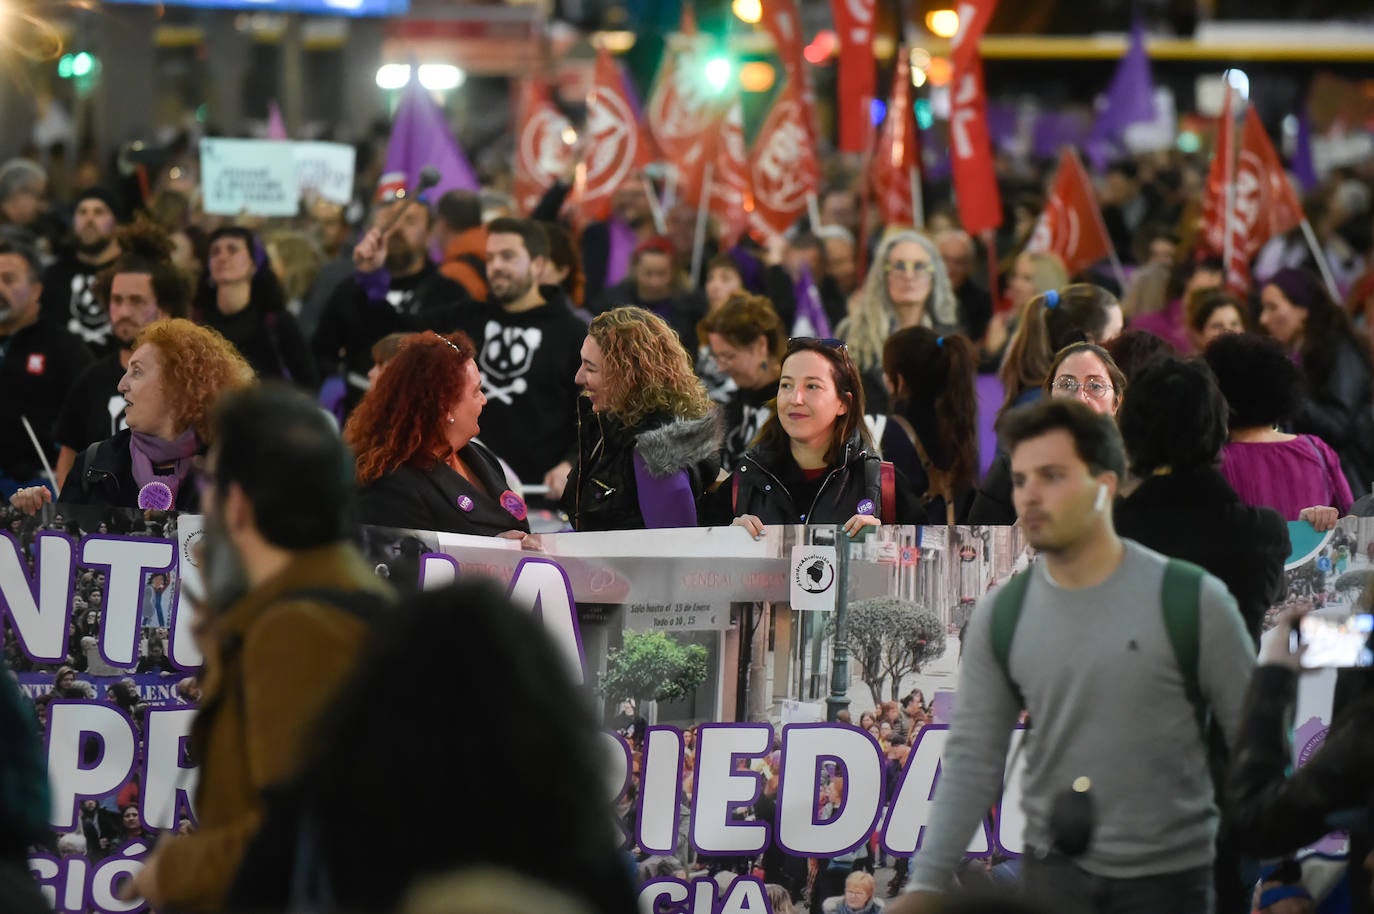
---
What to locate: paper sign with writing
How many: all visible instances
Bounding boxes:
[293,141,356,206]
[200,138,300,217]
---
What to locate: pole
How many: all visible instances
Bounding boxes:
[690,162,714,285]
[1222,87,1237,289]
[981,228,1000,310]
[807,191,823,232]
[826,529,852,722]
[1299,218,1343,303]
[908,165,925,230]
[642,174,666,235]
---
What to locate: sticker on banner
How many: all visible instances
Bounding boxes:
[790,544,837,612]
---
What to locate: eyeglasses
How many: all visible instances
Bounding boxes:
[1051,377,1115,400]
[885,259,934,276]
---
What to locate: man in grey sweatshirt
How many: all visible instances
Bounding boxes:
[891,399,1255,914]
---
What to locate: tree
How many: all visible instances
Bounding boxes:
[838,598,948,707]
[600,629,709,707]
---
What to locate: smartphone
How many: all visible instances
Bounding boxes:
[1299,612,1374,668]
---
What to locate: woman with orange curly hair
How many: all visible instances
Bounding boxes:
[11,318,254,514]
[564,306,721,531]
[346,331,531,538]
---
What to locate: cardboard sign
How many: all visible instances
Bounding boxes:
[293,141,356,206]
[200,138,300,217]
[789,544,838,612]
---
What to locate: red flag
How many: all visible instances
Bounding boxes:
[513,81,576,216]
[1224,106,1306,293]
[831,0,877,153]
[1199,88,1235,257]
[581,48,653,222]
[708,99,751,248]
[948,0,1002,235]
[749,82,821,237]
[871,47,923,226]
[1024,149,1113,276]
[760,0,807,91]
[646,7,725,205]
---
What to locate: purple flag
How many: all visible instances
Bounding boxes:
[1293,110,1318,192]
[1085,20,1157,170]
[267,100,288,141]
[383,75,478,199]
[791,265,832,339]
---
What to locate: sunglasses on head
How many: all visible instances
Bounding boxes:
[788,337,847,351]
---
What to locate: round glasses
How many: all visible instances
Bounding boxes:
[1051,377,1115,400]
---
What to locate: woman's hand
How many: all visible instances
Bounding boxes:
[1299,505,1339,531]
[1258,604,1310,671]
[497,530,543,551]
[542,460,572,501]
[842,514,881,537]
[9,485,52,516]
[732,514,765,539]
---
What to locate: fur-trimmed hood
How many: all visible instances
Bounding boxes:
[633,411,722,479]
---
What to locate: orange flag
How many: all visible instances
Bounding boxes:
[1024,148,1114,276]
[513,80,575,216]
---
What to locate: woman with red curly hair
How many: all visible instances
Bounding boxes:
[345,331,530,538]
[10,318,255,514]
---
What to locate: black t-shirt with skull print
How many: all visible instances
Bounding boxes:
[40,252,120,357]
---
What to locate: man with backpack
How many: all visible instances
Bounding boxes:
[892,399,1255,914]
[120,384,393,912]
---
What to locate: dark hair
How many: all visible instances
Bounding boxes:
[1186,288,1248,335]
[211,383,355,549]
[756,338,873,465]
[883,327,979,493]
[997,397,1127,480]
[1265,267,1373,388]
[93,215,191,319]
[697,292,785,355]
[290,580,637,913]
[706,251,743,278]
[0,235,41,280]
[1000,284,1121,413]
[542,221,584,306]
[1117,356,1227,474]
[1042,342,1127,411]
[435,189,482,233]
[1170,257,1224,301]
[1103,329,1173,384]
[195,226,288,316]
[1203,332,1302,429]
[484,216,550,261]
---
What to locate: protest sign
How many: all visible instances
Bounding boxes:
[3,507,1360,913]
[292,141,356,206]
[199,138,300,217]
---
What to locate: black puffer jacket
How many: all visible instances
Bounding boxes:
[562,398,722,532]
[709,432,925,526]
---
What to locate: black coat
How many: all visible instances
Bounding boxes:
[1294,334,1374,497]
[60,428,204,513]
[356,441,529,537]
[708,432,925,526]
[1115,466,1289,645]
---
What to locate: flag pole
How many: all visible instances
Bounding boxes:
[908,166,924,230]
[1222,86,1237,289]
[807,192,822,231]
[642,174,666,235]
[664,168,678,213]
[1299,218,1343,303]
[690,162,715,285]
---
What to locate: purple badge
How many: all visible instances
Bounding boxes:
[456,495,475,512]
[499,490,528,521]
[856,498,876,516]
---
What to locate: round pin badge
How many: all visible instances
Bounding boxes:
[499,490,528,521]
[456,495,475,512]
[856,498,876,517]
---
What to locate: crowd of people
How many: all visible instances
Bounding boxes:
[0,89,1372,914]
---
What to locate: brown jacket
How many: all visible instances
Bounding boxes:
[438,227,487,302]
[153,543,392,912]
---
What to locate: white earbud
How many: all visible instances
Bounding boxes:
[1094,483,1108,513]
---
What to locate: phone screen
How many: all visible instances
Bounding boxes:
[1299,613,1374,668]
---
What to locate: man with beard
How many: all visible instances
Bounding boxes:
[120,383,392,912]
[52,218,190,488]
[0,237,91,495]
[891,399,1253,914]
[313,177,472,415]
[40,188,123,354]
[456,217,584,492]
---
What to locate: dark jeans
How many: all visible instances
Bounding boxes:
[1022,855,1214,914]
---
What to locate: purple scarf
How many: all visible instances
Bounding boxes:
[606,218,637,289]
[130,429,200,506]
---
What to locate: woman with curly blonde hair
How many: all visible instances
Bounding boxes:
[563,306,720,531]
[12,318,254,514]
[837,230,962,413]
